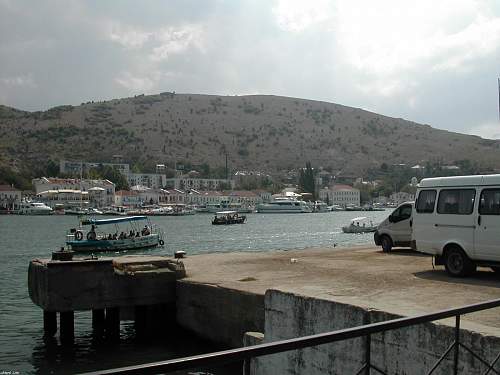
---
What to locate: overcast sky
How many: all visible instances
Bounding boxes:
[1,0,500,139]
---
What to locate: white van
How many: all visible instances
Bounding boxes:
[412,174,500,277]
[374,202,413,252]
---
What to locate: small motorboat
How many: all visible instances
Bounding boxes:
[342,217,377,233]
[212,211,246,225]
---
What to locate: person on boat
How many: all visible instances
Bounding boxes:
[107,234,112,240]
[119,232,125,239]
[129,230,134,237]
[112,233,117,240]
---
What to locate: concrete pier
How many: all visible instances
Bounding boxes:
[29,255,185,341]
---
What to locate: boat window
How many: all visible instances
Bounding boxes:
[416,190,436,213]
[479,189,500,215]
[437,189,475,215]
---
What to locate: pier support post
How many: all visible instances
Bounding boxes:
[105,307,120,340]
[43,311,57,337]
[134,305,147,337]
[92,309,105,329]
[60,311,74,344]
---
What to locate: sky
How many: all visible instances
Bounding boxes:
[1,0,500,138]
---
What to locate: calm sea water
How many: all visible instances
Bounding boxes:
[0,210,388,374]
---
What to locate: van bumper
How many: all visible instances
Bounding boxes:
[410,240,417,251]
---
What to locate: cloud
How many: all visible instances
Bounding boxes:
[272,0,334,32]
[149,25,203,61]
[0,74,36,88]
[114,72,156,92]
[109,25,152,49]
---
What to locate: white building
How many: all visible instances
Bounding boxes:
[319,184,360,207]
[32,177,115,206]
[390,192,415,205]
[165,177,234,191]
[115,190,141,207]
[0,185,22,210]
[127,173,166,189]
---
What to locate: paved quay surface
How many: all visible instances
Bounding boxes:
[182,246,500,335]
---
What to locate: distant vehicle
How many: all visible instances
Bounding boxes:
[342,216,377,233]
[412,174,500,277]
[212,211,246,225]
[374,202,413,252]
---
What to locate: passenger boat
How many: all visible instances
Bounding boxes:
[66,216,165,252]
[212,211,246,225]
[342,217,378,233]
[256,196,313,213]
[17,201,53,215]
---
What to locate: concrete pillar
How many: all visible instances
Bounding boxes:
[134,305,147,337]
[92,309,105,328]
[43,311,57,337]
[105,307,120,340]
[59,311,74,344]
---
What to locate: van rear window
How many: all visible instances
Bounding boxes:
[416,190,436,213]
[437,189,475,215]
[479,189,500,215]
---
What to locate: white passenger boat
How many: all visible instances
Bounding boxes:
[18,201,53,215]
[66,216,165,252]
[342,217,378,233]
[256,197,313,213]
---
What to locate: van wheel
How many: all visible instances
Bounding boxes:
[381,236,393,253]
[444,247,476,277]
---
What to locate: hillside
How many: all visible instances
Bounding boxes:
[1,93,500,177]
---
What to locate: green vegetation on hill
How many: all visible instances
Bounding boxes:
[1,93,500,188]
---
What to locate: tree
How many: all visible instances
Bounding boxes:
[299,162,316,200]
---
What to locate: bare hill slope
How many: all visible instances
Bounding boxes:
[1,93,499,175]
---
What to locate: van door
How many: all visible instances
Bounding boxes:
[414,189,438,252]
[434,189,476,257]
[389,203,412,244]
[475,188,500,261]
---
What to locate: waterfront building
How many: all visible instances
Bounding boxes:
[32,177,115,206]
[0,184,22,211]
[226,190,261,205]
[390,191,415,205]
[253,189,272,203]
[319,184,360,207]
[114,190,141,207]
[165,176,234,191]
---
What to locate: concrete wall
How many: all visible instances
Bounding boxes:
[176,281,265,348]
[255,290,500,375]
[29,260,177,311]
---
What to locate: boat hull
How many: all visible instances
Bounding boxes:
[67,234,160,252]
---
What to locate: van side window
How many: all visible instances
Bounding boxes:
[399,204,412,219]
[437,189,475,215]
[416,190,436,213]
[479,189,500,215]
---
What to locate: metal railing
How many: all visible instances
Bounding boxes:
[78,298,500,375]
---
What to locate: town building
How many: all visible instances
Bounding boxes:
[114,190,141,207]
[0,185,22,211]
[127,173,166,190]
[390,192,415,205]
[318,184,360,207]
[165,176,234,191]
[32,177,115,207]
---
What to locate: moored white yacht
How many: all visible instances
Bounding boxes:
[18,201,53,215]
[256,196,313,213]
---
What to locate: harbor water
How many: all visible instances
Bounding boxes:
[0,210,388,374]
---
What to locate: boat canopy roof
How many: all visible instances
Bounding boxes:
[81,216,148,226]
[350,216,369,222]
[215,210,237,215]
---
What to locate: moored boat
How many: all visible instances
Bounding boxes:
[17,201,53,215]
[66,215,165,252]
[256,196,312,213]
